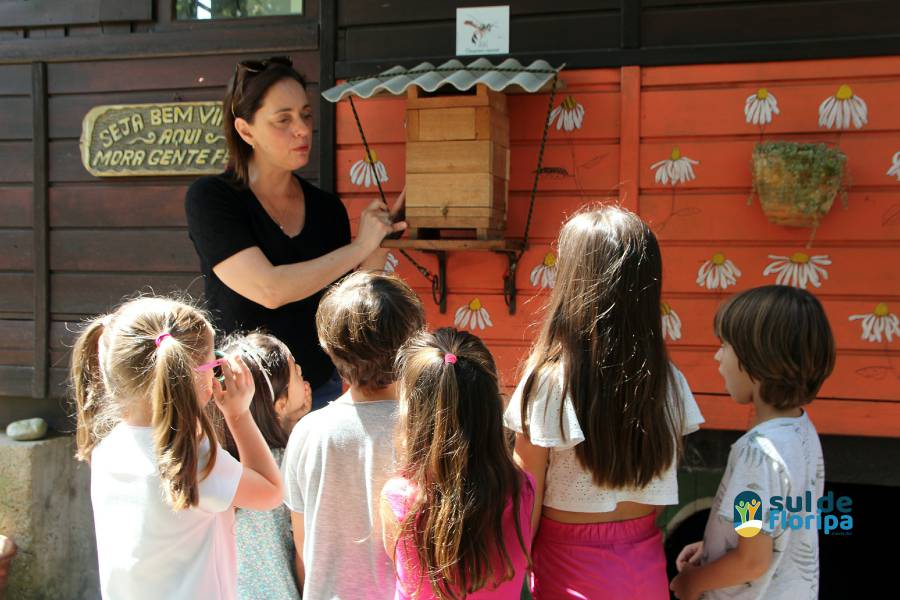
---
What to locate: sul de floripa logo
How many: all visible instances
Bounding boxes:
[734,490,853,537]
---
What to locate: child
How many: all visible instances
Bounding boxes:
[670,286,835,600]
[381,328,535,600]
[282,271,425,599]
[504,206,705,599]
[218,332,312,600]
[71,296,284,600]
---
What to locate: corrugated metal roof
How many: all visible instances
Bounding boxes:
[322,58,562,103]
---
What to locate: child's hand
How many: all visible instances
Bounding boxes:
[212,354,255,421]
[670,570,700,600]
[676,541,704,573]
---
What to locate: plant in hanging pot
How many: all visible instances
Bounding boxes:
[750,142,847,228]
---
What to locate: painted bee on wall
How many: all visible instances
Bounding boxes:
[464,18,494,45]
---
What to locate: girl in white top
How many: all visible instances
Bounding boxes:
[71,296,285,600]
[504,207,704,599]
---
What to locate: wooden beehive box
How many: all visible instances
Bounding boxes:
[405,84,510,240]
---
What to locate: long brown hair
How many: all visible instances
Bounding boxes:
[520,206,683,488]
[396,328,530,600]
[71,296,220,511]
[224,56,307,184]
[217,331,291,459]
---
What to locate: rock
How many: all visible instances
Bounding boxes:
[5,419,48,441]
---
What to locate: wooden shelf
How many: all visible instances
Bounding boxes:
[381,238,524,252]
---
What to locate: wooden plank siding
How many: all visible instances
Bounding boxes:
[0,1,324,403]
[336,55,900,438]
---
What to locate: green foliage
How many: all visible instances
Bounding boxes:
[751,142,847,218]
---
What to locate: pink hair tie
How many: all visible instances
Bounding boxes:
[444,353,457,365]
[154,333,173,347]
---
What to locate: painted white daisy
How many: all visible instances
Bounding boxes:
[530,252,557,289]
[383,251,399,273]
[349,149,389,188]
[454,297,493,331]
[818,84,868,130]
[763,253,831,289]
[661,302,682,342]
[744,87,780,126]
[696,253,741,290]
[548,96,585,132]
[651,147,700,186]
[887,151,900,181]
[849,303,900,343]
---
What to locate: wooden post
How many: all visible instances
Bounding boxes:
[31,61,48,399]
[618,65,640,213]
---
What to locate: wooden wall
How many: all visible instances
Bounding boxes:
[0,1,324,410]
[336,55,900,437]
[335,0,900,78]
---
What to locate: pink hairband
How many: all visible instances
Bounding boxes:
[444,353,457,365]
[154,333,173,347]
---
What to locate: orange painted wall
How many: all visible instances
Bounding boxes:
[335,55,900,438]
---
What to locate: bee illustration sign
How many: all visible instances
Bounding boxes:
[456,5,509,55]
[80,101,229,177]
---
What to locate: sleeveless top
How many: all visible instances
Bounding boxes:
[503,364,704,512]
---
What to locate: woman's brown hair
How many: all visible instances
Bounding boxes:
[216,331,291,459]
[224,56,307,185]
[71,296,220,511]
[714,285,835,409]
[520,206,683,489]
[395,328,530,600]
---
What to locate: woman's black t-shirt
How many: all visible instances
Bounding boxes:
[185,173,350,389]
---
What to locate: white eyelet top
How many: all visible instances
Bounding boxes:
[504,364,704,512]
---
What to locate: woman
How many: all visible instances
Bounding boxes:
[186,56,403,410]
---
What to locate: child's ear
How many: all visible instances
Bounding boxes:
[274,395,287,417]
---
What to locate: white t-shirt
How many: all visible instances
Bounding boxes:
[282,397,398,600]
[504,364,704,511]
[701,411,824,600]
[90,423,243,600]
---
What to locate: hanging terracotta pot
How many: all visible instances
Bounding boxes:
[751,142,846,227]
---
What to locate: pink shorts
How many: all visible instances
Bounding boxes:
[530,512,668,600]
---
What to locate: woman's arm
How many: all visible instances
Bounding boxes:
[289,510,305,591]
[213,199,405,309]
[513,432,549,539]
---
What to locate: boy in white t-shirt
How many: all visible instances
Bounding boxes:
[282,272,425,599]
[671,286,836,600]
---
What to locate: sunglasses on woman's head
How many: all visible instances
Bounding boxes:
[231,56,294,117]
[194,350,227,383]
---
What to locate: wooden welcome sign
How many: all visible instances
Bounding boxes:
[80,101,228,177]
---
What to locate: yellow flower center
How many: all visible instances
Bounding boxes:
[562,96,578,110]
[468,298,482,312]
[790,252,810,264]
[712,253,726,266]
[660,302,671,316]
[364,149,378,165]
[670,147,682,161]
[543,252,556,267]
[756,87,769,100]
[874,303,889,317]
[836,84,854,100]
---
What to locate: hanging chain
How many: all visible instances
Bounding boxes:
[519,70,559,263]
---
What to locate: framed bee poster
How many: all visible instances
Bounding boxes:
[456,6,509,56]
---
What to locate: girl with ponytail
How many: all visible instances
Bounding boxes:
[71,296,284,600]
[380,328,535,600]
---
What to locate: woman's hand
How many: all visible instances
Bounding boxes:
[212,354,255,421]
[354,198,406,255]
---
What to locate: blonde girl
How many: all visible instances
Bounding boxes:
[72,296,284,600]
